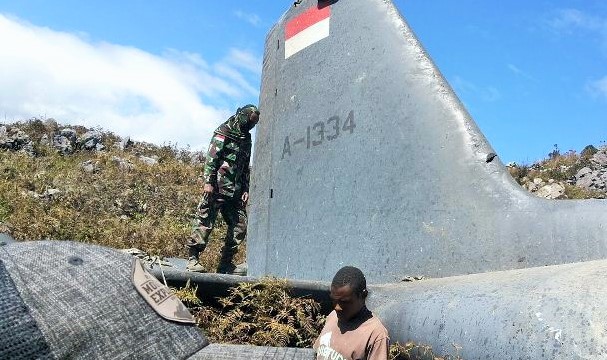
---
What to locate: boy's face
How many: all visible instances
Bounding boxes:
[330,284,366,322]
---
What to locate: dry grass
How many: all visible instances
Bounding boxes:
[507,147,606,199]
[175,277,325,348]
[0,119,243,269]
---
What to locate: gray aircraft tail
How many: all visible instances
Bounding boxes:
[248,0,607,283]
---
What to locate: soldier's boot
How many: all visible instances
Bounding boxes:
[185,246,206,272]
[216,246,246,276]
[232,262,247,276]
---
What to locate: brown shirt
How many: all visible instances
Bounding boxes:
[313,309,389,360]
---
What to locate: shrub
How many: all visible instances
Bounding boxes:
[185,277,325,348]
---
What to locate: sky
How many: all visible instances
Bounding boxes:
[0,1,605,164]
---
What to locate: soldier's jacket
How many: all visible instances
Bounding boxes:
[202,109,254,198]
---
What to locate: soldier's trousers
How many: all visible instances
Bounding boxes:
[186,192,247,261]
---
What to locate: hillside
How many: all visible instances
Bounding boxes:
[507,144,607,200]
[1,119,606,264]
[0,118,243,269]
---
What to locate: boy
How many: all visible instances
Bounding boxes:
[314,266,390,360]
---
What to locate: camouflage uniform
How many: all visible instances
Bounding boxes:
[186,105,258,274]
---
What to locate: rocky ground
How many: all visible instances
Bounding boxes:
[507,145,607,200]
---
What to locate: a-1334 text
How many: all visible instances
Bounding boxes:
[281,110,356,159]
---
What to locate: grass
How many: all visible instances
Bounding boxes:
[0,119,243,269]
[177,277,325,348]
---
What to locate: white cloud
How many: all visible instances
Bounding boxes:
[587,76,607,99]
[547,9,604,33]
[235,10,262,27]
[226,48,262,75]
[546,9,607,100]
[0,14,262,150]
[546,9,607,51]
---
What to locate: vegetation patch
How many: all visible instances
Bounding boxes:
[176,277,325,348]
[0,119,243,269]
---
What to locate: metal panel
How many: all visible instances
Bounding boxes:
[248,0,607,283]
[369,260,607,359]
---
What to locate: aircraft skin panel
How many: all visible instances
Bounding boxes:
[369,259,607,359]
[248,0,607,283]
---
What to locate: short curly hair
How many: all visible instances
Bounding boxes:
[331,266,367,296]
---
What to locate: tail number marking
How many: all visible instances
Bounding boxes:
[282,110,355,159]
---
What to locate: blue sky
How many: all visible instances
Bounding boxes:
[0,1,605,164]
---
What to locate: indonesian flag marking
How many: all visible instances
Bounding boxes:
[285,6,330,59]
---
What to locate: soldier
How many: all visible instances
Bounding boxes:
[186,105,260,275]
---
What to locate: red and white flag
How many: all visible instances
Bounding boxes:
[285,6,331,59]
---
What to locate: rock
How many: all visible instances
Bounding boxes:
[53,128,77,155]
[0,126,35,156]
[20,142,35,156]
[576,167,593,178]
[81,160,98,173]
[536,183,566,199]
[117,136,133,151]
[591,150,607,167]
[111,156,133,170]
[525,182,539,192]
[40,134,50,146]
[574,167,607,192]
[139,156,158,166]
[79,130,103,151]
[59,128,77,140]
[34,188,61,200]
